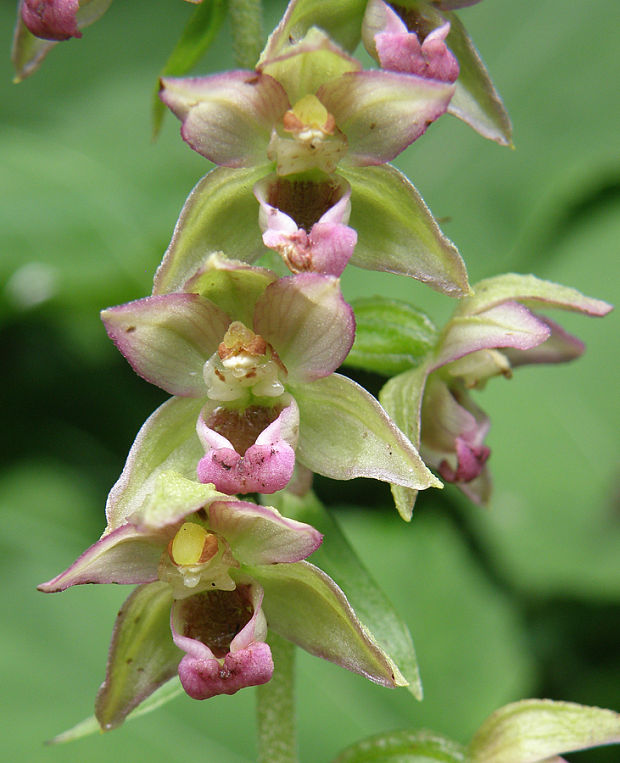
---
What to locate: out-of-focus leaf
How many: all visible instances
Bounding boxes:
[345,296,437,376]
[333,729,466,763]
[272,490,422,699]
[152,0,227,138]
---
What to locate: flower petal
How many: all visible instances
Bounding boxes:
[445,10,512,146]
[341,164,469,296]
[319,70,454,165]
[503,316,585,367]
[95,583,180,731]
[152,166,271,295]
[253,274,355,381]
[37,525,163,592]
[292,373,441,493]
[160,71,289,166]
[106,397,205,530]
[434,302,551,369]
[196,400,299,494]
[21,0,81,41]
[242,560,406,688]
[456,273,613,318]
[469,699,620,763]
[207,499,322,565]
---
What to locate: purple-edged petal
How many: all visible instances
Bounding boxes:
[160,71,290,167]
[318,70,454,165]
[292,372,441,492]
[37,525,164,592]
[207,498,322,565]
[95,583,180,730]
[106,396,205,530]
[456,273,613,318]
[253,274,355,382]
[503,316,585,368]
[196,400,299,494]
[434,302,552,369]
[243,560,406,688]
[171,584,272,700]
[255,175,357,276]
[102,293,230,397]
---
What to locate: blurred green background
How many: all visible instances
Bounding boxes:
[1,1,618,761]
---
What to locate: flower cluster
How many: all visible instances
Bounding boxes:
[30,0,612,746]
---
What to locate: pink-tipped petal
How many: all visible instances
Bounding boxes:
[376,22,459,83]
[37,525,163,592]
[318,70,454,166]
[102,294,230,397]
[207,498,322,565]
[503,315,586,367]
[253,274,355,382]
[160,71,289,166]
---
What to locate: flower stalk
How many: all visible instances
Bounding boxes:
[230,0,265,68]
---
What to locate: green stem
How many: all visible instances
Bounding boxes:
[229,0,265,69]
[257,633,298,763]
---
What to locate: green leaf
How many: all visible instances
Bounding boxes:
[260,0,367,61]
[152,165,270,295]
[333,729,466,763]
[95,583,181,731]
[152,0,227,138]
[49,678,184,745]
[340,165,470,297]
[242,560,406,689]
[379,365,431,520]
[271,490,423,699]
[445,10,512,147]
[345,296,437,376]
[469,699,620,763]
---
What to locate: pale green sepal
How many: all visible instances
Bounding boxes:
[259,27,360,105]
[136,470,230,531]
[456,273,613,318]
[184,252,277,326]
[152,165,271,295]
[380,365,431,520]
[291,373,441,495]
[271,490,422,699]
[49,679,184,745]
[11,18,56,83]
[341,165,470,297]
[241,560,406,688]
[346,297,437,376]
[259,0,367,62]
[95,583,182,731]
[106,397,205,530]
[469,699,620,763]
[152,0,227,138]
[333,729,466,763]
[445,11,513,147]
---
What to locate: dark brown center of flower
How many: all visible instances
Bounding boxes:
[207,404,283,455]
[268,177,341,231]
[180,587,253,658]
[390,3,436,41]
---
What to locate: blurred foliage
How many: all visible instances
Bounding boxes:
[1,0,618,761]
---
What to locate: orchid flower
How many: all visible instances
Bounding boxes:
[380,274,612,516]
[158,26,469,295]
[102,254,439,503]
[39,471,406,728]
[362,0,512,145]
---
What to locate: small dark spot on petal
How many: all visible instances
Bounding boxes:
[125,326,136,333]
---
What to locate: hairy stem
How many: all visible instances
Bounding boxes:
[229,0,265,69]
[257,633,298,763]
